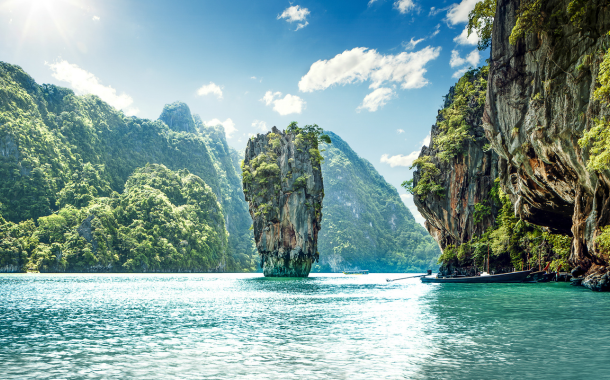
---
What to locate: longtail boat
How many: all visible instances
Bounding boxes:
[421,270,532,284]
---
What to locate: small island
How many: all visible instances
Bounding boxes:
[241,123,330,277]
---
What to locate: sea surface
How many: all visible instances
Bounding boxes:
[1,273,609,379]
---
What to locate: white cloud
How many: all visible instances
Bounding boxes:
[368,0,380,5]
[381,151,419,167]
[430,24,441,37]
[421,133,431,146]
[446,0,479,25]
[358,87,394,112]
[197,82,223,99]
[251,76,257,80]
[400,193,412,201]
[380,132,430,167]
[204,118,237,138]
[450,49,479,68]
[403,37,424,51]
[92,15,100,21]
[278,5,310,30]
[394,0,416,14]
[454,26,480,45]
[397,129,405,134]
[252,120,268,131]
[47,60,138,115]
[450,49,480,77]
[299,46,441,93]
[261,91,305,115]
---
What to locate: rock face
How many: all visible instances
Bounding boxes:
[484,0,610,289]
[159,101,197,133]
[412,72,499,274]
[242,127,324,277]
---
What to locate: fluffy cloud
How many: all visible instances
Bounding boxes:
[278,5,310,30]
[204,118,237,138]
[380,151,419,167]
[454,26,480,45]
[450,49,479,67]
[450,49,480,77]
[395,0,416,14]
[47,60,138,115]
[403,37,424,51]
[261,91,305,115]
[197,82,223,99]
[92,16,100,21]
[446,0,479,25]
[380,133,430,167]
[299,46,441,93]
[397,129,405,134]
[252,120,268,131]
[358,87,394,112]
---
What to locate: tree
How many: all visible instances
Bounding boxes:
[468,0,496,51]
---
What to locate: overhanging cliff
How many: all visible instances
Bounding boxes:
[484,0,610,289]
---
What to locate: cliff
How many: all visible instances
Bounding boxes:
[242,126,324,277]
[317,131,440,273]
[413,68,499,265]
[485,0,610,290]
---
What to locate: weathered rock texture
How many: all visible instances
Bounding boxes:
[242,127,324,277]
[413,79,500,274]
[485,0,610,290]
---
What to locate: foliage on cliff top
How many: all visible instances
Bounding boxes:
[315,131,440,273]
[403,66,488,199]
[468,0,496,50]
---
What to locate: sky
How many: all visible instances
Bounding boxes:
[0,0,487,224]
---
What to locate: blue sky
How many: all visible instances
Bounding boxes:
[0,0,486,224]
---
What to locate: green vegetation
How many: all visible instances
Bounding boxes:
[438,179,572,273]
[315,132,440,273]
[1,164,229,272]
[402,156,444,197]
[403,66,488,199]
[509,0,609,45]
[509,0,544,45]
[0,62,256,272]
[435,66,488,162]
[286,121,331,166]
[579,39,610,171]
[467,0,496,50]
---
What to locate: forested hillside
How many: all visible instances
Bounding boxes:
[0,62,256,272]
[315,132,440,272]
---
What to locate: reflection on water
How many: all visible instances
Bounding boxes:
[0,274,609,379]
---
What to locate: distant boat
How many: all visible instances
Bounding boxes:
[343,270,369,275]
[421,270,532,283]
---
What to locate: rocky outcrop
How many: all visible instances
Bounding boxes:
[484,0,610,289]
[159,101,196,133]
[413,73,499,270]
[242,127,324,277]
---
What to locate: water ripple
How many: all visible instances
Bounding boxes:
[1,274,609,379]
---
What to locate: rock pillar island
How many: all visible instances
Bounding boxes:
[242,126,326,277]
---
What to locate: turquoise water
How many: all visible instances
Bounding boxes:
[1,273,609,379]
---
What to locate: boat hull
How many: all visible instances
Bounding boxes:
[421,270,532,284]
